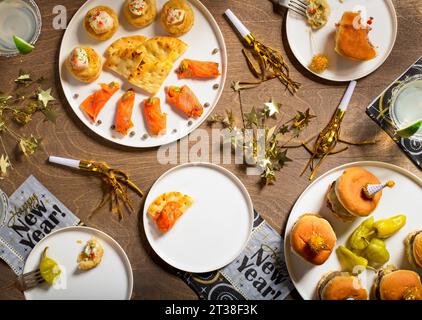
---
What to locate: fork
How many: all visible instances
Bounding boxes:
[276,0,308,17]
[0,270,45,292]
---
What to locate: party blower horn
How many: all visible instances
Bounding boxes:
[49,156,143,220]
[301,81,358,180]
[224,9,300,94]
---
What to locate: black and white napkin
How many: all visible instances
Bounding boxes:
[0,176,80,274]
[178,210,294,300]
[366,56,422,169]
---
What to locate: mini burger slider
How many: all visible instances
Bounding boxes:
[290,214,336,265]
[405,230,422,269]
[326,167,394,222]
[317,271,368,300]
[373,266,422,300]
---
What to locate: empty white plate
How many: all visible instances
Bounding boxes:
[24,226,133,300]
[143,163,254,273]
[285,0,397,81]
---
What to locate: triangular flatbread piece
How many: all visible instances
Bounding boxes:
[104,36,147,78]
[128,37,188,95]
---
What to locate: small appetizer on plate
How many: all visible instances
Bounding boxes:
[105,36,147,79]
[66,47,102,83]
[142,97,167,136]
[80,82,120,122]
[290,214,336,265]
[176,59,220,79]
[373,266,422,300]
[77,237,104,270]
[306,0,330,30]
[326,167,394,222]
[335,11,377,61]
[165,85,203,119]
[84,6,119,41]
[123,0,157,28]
[115,89,135,135]
[317,271,368,300]
[148,192,193,232]
[405,230,422,269]
[128,37,188,95]
[160,0,194,37]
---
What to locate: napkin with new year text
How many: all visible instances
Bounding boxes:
[0,175,80,274]
[178,210,294,300]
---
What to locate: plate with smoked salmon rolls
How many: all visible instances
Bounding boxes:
[59,0,227,148]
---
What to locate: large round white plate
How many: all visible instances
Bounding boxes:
[59,0,227,148]
[143,163,254,273]
[24,226,133,300]
[284,161,422,300]
[286,0,397,82]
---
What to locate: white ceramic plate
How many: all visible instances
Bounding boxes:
[285,0,397,82]
[143,163,254,273]
[59,0,227,148]
[24,226,133,300]
[284,161,422,300]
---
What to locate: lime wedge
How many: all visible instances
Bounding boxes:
[13,36,34,54]
[39,247,61,285]
[396,120,422,138]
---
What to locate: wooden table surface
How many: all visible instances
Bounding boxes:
[0,0,421,300]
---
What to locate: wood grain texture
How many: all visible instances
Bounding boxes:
[0,0,421,300]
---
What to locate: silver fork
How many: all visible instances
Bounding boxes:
[0,270,45,292]
[276,0,308,17]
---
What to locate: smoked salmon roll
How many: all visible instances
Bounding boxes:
[165,85,203,119]
[115,89,135,135]
[176,59,220,79]
[80,82,120,122]
[142,97,167,135]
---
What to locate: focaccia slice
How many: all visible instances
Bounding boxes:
[148,192,193,232]
[128,37,188,95]
[104,36,147,78]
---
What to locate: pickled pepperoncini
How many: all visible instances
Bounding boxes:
[373,215,407,239]
[347,217,375,251]
[364,238,390,269]
[336,246,368,274]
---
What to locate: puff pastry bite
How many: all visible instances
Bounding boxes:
[77,237,104,270]
[123,0,157,28]
[160,0,194,37]
[148,192,193,232]
[66,47,102,83]
[84,6,119,41]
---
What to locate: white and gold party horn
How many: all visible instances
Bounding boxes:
[224,9,300,93]
[49,156,143,197]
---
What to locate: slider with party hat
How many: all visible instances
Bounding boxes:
[326,167,395,222]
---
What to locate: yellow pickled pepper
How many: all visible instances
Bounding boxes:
[373,215,406,239]
[336,246,368,274]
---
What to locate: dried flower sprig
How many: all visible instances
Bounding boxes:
[0,71,57,177]
[209,84,315,185]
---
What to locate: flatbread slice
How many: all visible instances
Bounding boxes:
[104,36,147,78]
[128,37,188,95]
